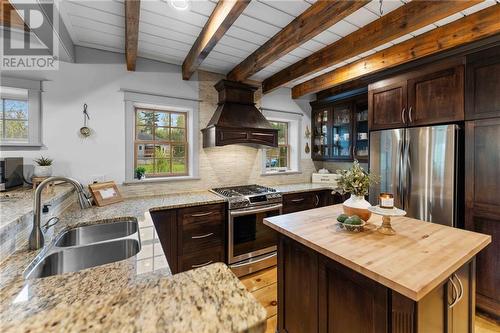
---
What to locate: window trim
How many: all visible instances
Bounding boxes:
[261,109,303,176]
[0,77,43,149]
[134,108,189,178]
[124,90,199,183]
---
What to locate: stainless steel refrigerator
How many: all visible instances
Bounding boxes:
[369,125,462,227]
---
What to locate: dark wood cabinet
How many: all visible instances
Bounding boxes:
[407,65,464,126]
[278,236,319,333]
[465,46,500,120]
[150,203,226,274]
[465,119,500,318]
[318,256,388,333]
[369,81,407,130]
[311,94,369,162]
[282,190,343,214]
[368,60,464,130]
[278,235,475,333]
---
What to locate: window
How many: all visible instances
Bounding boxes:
[0,87,29,143]
[265,121,289,171]
[0,78,42,148]
[135,108,188,178]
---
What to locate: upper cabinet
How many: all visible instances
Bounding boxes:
[369,81,407,130]
[465,45,500,120]
[311,94,368,162]
[369,60,465,131]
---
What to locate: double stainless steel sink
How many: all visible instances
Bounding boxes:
[24,220,141,279]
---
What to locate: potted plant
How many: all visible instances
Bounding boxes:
[336,160,379,221]
[135,166,146,180]
[33,156,53,177]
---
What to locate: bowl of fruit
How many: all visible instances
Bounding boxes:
[336,214,366,232]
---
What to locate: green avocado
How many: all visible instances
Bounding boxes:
[337,214,349,223]
[345,216,362,225]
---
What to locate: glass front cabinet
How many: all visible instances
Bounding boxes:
[311,94,368,162]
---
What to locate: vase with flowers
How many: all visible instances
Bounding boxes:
[336,161,379,221]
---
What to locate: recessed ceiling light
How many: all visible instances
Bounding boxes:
[169,0,190,11]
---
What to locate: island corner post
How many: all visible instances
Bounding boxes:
[265,205,491,333]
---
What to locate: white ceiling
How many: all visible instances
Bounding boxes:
[58,0,499,89]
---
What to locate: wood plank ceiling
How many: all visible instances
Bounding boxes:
[58,0,500,98]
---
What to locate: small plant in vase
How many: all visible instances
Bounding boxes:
[336,160,379,221]
[33,156,53,177]
[135,166,146,180]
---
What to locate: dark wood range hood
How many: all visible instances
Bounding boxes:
[202,80,278,148]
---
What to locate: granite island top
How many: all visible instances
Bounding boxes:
[263,204,491,301]
[0,190,266,333]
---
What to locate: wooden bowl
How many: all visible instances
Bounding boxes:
[342,204,372,221]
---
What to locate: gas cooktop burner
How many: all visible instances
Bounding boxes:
[212,184,277,198]
[211,184,282,210]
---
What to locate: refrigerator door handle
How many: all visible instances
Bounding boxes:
[405,132,412,210]
[397,133,405,207]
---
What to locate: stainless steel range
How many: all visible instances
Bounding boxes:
[211,185,282,276]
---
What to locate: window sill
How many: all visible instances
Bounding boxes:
[123,176,200,185]
[261,170,302,177]
[0,143,44,150]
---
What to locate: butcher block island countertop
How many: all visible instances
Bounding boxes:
[263,204,491,302]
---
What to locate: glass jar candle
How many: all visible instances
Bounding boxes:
[379,193,394,209]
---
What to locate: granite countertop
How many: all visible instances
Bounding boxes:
[263,204,491,301]
[0,184,74,230]
[0,191,266,333]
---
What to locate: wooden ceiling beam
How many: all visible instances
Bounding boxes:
[263,0,482,94]
[125,0,140,71]
[227,0,369,82]
[1,0,29,31]
[182,0,250,80]
[291,4,500,99]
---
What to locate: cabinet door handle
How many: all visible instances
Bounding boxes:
[314,194,320,207]
[401,107,406,124]
[291,198,305,203]
[191,233,214,239]
[191,260,213,268]
[408,106,413,123]
[448,276,459,309]
[190,211,214,218]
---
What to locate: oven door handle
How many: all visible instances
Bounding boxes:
[230,204,283,217]
[229,252,277,268]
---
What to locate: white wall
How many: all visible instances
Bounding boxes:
[261,87,314,159]
[1,47,198,184]
[1,47,315,188]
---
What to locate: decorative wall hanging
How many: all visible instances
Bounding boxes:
[79,103,93,138]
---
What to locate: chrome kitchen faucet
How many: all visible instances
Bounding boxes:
[29,176,93,250]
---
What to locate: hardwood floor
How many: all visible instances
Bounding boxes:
[240,267,278,333]
[239,266,500,333]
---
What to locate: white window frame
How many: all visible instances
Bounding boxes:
[261,109,302,176]
[0,77,43,148]
[123,90,199,183]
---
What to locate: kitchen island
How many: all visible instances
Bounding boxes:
[263,204,491,333]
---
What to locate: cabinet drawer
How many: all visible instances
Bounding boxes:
[179,246,224,272]
[180,220,223,255]
[283,191,322,214]
[178,203,224,226]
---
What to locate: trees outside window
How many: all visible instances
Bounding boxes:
[134,108,188,178]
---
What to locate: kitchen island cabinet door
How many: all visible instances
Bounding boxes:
[278,236,318,333]
[465,119,500,318]
[318,257,388,333]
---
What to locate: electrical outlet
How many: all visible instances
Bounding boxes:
[90,174,105,184]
